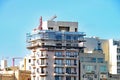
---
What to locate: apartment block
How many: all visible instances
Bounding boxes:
[20,20,85,80]
[79,52,108,80]
[84,37,120,75]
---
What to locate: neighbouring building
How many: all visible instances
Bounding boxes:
[84,37,120,75]
[20,19,86,80]
[79,52,108,80]
[0,67,31,80]
[80,39,108,80]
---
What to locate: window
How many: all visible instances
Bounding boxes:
[28,59,31,63]
[85,65,94,72]
[48,27,53,30]
[66,76,71,80]
[100,65,107,72]
[55,76,63,80]
[75,28,77,32]
[55,67,63,73]
[97,58,104,63]
[66,52,71,57]
[56,34,62,40]
[37,68,39,73]
[117,69,120,73]
[55,52,62,57]
[91,58,96,62]
[66,35,71,40]
[59,26,69,32]
[117,48,120,53]
[66,68,71,74]
[66,59,71,65]
[41,59,45,65]
[55,59,63,65]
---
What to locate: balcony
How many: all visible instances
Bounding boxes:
[65,72,77,76]
[39,63,48,67]
[31,55,36,60]
[54,63,64,67]
[66,55,77,59]
[54,55,65,59]
[65,64,77,68]
[31,72,36,77]
[54,72,65,76]
[39,54,48,59]
[31,64,36,68]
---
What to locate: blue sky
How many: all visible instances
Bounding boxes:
[0,0,120,65]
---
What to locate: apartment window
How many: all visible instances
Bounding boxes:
[37,59,40,65]
[55,67,63,73]
[41,68,46,73]
[55,59,63,65]
[117,48,120,53]
[59,26,69,32]
[56,34,62,40]
[66,68,71,74]
[41,59,45,65]
[66,59,71,65]
[117,62,120,67]
[97,58,104,63]
[66,76,71,80]
[66,35,71,40]
[117,69,120,73]
[100,65,107,72]
[28,59,31,63]
[37,68,39,73]
[66,52,71,57]
[55,76,63,80]
[48,27,53,30]
[85,65,94,72]
[91,58,96,62]
[55,52,62,57]
[29,66,31,70]
[75,28,77,32]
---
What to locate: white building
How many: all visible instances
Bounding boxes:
[20,20,85,80]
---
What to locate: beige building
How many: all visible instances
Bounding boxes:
[20,20,85,80]
[84,37,120,75]
[0,68,31,80]
[79,51,108,80]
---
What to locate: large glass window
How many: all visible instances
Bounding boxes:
[55,67,63,73]
[66,68,71,74]
[56,34,62,40]
[66,76,71,80]
[66,59,71,65]
[66,35,71,40]
[85,65,94,72]
[55,52,62,57]
[55,76,63,80]
[55,59,63,65]
[100,65,107,72]
[97,58,104,63]
[66,52,71,57]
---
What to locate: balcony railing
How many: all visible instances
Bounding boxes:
[39,63,48,67]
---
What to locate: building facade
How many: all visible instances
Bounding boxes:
[20,21,85,80]
[84,37,120,75]
[79,52,108,80]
